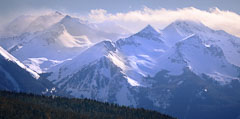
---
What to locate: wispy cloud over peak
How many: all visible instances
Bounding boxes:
[84,7,240,37]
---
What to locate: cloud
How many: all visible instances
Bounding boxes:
[1,7,240,38]
[85,7,240,37]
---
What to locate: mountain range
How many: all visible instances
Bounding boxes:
[0,12,240,119]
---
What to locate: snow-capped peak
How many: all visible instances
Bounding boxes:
[47,40,117,82]
[24,12,64,33]
[174,34,239,82]
[162,20,213,47]
[171,20,205,28]
[61,15,71,21]
[33,23,86,48]
[60,15,82,25]
[163,20,213,37]
[54,11,63,16]
[117,24,165,46]
[139,25,157,33]
[135,24,161,37]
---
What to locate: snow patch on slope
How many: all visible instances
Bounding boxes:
[23,57,67,73]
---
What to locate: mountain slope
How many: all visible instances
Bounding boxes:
[47,40,138,106]
[0,47,48,94]
[0,12,64,37]
[1,14,240,119]
[45,21,240,119]
[162,20,240,67]
[59,15,125,43]
[48,25,168,91]
[0,13,127,74]
[0,22,90,73]
[143,68,240,119]
[154,34,240,83]
[116,25,168,79]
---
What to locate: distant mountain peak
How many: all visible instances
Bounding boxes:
[43,11,64,18]
[145,24,155,30]
[54,11,63,15]
[60,15,72,22]
[132,24,164,43]
[138,24,159,35]
[63,15,71,19]
[171,20,206,28]
[172,20,203,26]
[46,23,66,34]
[164,20,211,34]
[161,20,214,46]
[59,15,82,25]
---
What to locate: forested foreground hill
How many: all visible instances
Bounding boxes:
[0,91,175,119]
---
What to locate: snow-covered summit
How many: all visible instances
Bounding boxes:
[170,20,210,30]
[54,11,63,16]
[161,20,211,46]
[162,20,240,67]
[37,23,90,48]
[133,25,163,42]
[60,15,82,24]
[136,25,159,35]
[0,11,64,37]
[49,40,115,74]
[24,11,64,33]
[154,34,240,84]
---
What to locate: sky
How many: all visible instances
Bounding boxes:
[0,0,240,36]
[0,0,239,20]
